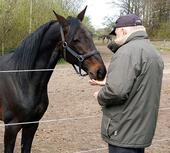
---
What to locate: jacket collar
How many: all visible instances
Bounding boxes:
[125,31,148,44]
[108,31,148,54]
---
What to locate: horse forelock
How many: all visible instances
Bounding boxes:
[68,17,80,29]
[66,17,80,42]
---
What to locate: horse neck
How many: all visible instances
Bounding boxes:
[35,22,61,69]
[31,22,62,86]
[13,21,63,89]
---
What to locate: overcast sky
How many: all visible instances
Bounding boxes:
[84,0,121,29]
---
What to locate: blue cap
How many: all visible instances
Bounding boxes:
[110,14,142,35]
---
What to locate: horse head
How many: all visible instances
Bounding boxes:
[53,6,106,80]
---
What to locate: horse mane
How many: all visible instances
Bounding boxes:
[13,20,57,71]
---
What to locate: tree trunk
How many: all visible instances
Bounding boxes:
[29,0,33,34]
[1,42,4,55]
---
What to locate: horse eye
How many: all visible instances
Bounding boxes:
[73,38,80,43]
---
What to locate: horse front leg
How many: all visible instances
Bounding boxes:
[21,123,39,153]
[4,124,21,153]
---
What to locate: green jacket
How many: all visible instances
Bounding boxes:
[98,31,164,148]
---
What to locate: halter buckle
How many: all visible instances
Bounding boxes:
[77,55,84,62]
[63,42,67,48]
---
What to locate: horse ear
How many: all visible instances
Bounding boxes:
[53,10,68,27]
[77,6,87,22]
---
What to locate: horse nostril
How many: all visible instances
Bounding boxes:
[97,69,106,80]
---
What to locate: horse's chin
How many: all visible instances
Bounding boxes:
[88,74,96,80]
[88,72,101,81]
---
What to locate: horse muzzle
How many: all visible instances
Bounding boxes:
[88,66,106,81]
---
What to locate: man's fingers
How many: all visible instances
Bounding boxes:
[89,79,97,85]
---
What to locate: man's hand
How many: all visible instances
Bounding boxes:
[88,78,106,86]
[93,91,99,99]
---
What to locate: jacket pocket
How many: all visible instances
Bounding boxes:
[101,113,121,138]
[101,114,111,137]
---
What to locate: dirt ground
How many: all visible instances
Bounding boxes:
[0,45,170,153]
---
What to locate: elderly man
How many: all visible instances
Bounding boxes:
[89,14,164,153]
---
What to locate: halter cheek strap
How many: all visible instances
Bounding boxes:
[59,26,99,76]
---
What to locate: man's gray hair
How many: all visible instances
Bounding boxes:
[123,25,146,34]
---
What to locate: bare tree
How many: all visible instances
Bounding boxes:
[110,0,170,38]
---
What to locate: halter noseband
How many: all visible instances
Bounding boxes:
[59,26,99,76]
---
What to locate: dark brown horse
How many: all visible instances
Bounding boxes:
[0,7,106,153]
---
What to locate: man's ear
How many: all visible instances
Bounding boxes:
[77,6,87,22]
[53,10,68,27]
[122,28,127,35]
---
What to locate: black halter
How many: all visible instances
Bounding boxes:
[59,26,99,76]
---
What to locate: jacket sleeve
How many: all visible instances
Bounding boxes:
[97,49,140,107]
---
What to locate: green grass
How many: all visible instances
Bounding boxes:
[158,47,170,52]
[94,39,109,46]
[58,58,67,64]
[151,41,170,52]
